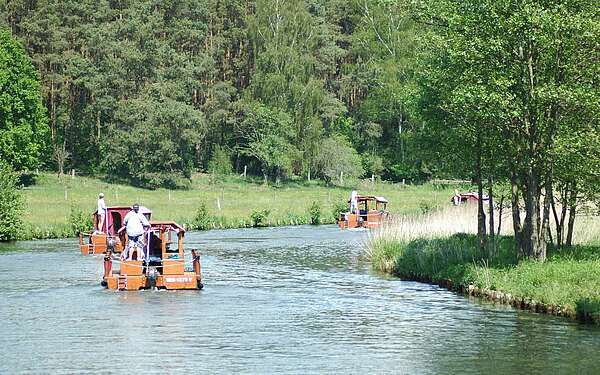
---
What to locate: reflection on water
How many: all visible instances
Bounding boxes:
[1,225,599,374]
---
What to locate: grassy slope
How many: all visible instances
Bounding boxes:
[370,234,600,322]
[21,173,453,237]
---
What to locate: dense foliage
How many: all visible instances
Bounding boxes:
[414,0,600,260]
[0,0,419,186]
[0,28,47,171]
[0,161,23,240]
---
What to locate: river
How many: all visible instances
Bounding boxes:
[0,225,599,374]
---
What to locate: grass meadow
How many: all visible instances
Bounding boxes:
[19,172,455,239]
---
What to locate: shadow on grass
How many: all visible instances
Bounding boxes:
[548,244,600,261]
[388,233,518,279]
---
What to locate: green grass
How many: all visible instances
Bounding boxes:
[18,172,454,239]
[369,233,600,322]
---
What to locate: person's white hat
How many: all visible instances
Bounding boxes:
[99,192,105,198]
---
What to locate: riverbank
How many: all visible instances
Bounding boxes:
[17,172,454,240]
[367,208,600,323]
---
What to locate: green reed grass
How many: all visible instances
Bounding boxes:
[369,231,600,321]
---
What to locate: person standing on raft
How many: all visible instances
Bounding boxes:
[452,189,461,206]
[122,203,150,260]
[350,190,359,215]
[97,193,107,233]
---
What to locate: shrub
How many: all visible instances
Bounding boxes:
[362,153,384,178]
[17,172,38,187]
[308,201,321,225]
[331,197,349,222]
[250,209,270,227]
[0,162,24,240]
[193,202,214,230]
[68,205,93,235]
[419,200,433,214]
[284,212,308,225]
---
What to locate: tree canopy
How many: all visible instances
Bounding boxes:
[0,28,47,171]
[0,0,423,186]
[414,0,600,260]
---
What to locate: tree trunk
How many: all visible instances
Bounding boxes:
[50,79,56,143]
[551,185,565,247]
[541,170,553,250]
[511,172,524,258]
[566,184,577,246]
[522,169,546,261]
[559,199,567,246]
[96,110,101,140]
[487,175,495,257]
[476,145,486,251]
[497,195,504,236]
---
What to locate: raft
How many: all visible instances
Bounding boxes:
[338,195,390,229]
[102,221,203,291]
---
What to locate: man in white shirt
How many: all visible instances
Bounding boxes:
[123,203,150,260]
[97,193,107,233]
[350,190,359,215]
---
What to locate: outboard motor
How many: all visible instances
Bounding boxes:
[107,238,117,252]
[147,267,158,289]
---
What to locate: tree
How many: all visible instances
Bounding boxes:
[0,161,23,240]
[101,94,206,189]
[235,102,297,183]
[208,145,233,177]
[0,28,48,171]
[415,0,599,260]
[246,0,347,177]
[315,135,364,184]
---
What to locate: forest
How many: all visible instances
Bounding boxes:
[1,0,599,259]
[1,0,427,187]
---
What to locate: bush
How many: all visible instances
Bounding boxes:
[284,212,308,225]
[419,200,433,214]
[308,201,321,225]
[250,209,270,227]
[193,202,214,230]
[331,197,349,221]
[68,205,93,235]
[0,162,24,240]
[17,172,38,187]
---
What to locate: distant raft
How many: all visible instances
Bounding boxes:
[337,195,390,230]
[102,221,203,291]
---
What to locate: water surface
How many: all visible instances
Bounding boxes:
[1,226,599,374]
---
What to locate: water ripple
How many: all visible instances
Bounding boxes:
[0,225,599,374]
